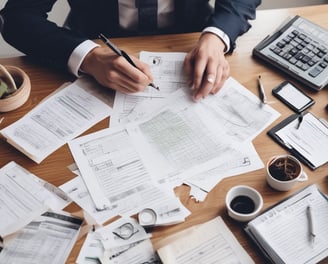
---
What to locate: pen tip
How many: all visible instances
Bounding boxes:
[149,83,160,91]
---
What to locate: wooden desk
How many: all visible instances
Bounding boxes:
[1,4,327,263]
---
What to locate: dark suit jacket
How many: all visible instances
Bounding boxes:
[0,0,260,71]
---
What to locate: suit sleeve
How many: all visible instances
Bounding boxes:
[209,0,261,52]
[0,0,87,70]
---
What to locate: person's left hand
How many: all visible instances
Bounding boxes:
[184,32,230,101]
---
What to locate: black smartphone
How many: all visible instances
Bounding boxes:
[272,81,315,113]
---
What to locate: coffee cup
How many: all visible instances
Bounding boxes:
[225,185,263,222]
[266,154,307,191]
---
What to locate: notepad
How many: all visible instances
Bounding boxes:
[268,112,328,169]
[245,184,328,264]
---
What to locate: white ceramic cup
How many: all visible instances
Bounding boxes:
[266,155,308,191]
[225,185,263,222]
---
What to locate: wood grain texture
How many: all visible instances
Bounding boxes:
[0,5,327,263]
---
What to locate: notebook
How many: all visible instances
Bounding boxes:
[245,184,328,264]
[253,15,328,91]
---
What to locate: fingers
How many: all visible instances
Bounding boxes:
[82,46,153,94]
[184,33,230,101]
[191,58,229,101]
[109,56,153,93]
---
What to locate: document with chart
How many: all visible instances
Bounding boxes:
[126,77,279,187]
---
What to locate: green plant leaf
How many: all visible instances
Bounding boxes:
[0,78,9,98]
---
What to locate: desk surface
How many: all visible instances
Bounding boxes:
[1,4,328,263]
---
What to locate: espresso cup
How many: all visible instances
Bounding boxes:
[266,155,308,191]
[225,185,263,222]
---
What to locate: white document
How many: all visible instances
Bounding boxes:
[197,77,280,142]
[1,77,113,163]
[101,239,159,264]
[76,231,104,264]
[185,142,264,201]
[68,126,176,212]
[145,196,191,226]
[123,76,278,193]
[125,90,237,187]
[276,112,328,168]
[0,211,83,264]
[60,175,120,225]
[245,184,328,264]
[111,52,188,126]
[125,76,279,187]
[0,161,70,238]
[157,216,255,264]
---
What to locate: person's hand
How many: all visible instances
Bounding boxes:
[80,46,153,93]
[184,32,230,101]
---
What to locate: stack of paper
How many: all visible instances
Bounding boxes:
[0,161,71,238]
[0,211,83,264]
[0,162,81,264]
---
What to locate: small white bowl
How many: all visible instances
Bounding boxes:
[225,185,263,222]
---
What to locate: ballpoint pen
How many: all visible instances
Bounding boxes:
[98,33,159,91]
[297,112,304,129]
[258,75,267,104]
[306,205,316,245]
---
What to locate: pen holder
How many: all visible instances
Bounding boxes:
[0,65,31,112]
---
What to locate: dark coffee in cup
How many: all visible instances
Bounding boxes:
[230,195,255,214]
[268,156,301,181]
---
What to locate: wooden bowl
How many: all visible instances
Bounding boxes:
[0,65,31,112]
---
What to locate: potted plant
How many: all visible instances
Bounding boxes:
[0,64,31,112]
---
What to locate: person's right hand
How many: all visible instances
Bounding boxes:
[80,46,154,93]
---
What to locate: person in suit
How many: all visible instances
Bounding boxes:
[0,0,260,101]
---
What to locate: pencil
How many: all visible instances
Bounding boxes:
[258,75,267,104]
[98,33,159,91]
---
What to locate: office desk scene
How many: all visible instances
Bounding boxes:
[0,4,328,264]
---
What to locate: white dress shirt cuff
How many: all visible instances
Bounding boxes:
[202,27,230,53]
[68,40,100,77]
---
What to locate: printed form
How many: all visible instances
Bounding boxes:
[68,126,180,212]
[0,161,70,238]
[126,77,279,188]
[0,211,83,264]
[0,77,113,163]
